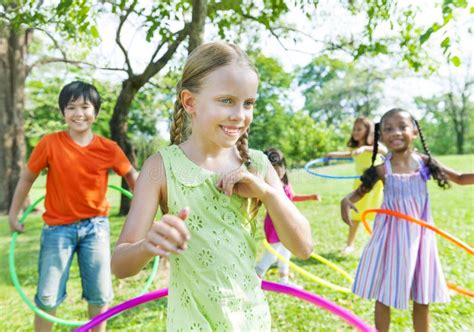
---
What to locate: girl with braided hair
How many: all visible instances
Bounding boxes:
[326,116,386,255]
[111,41,313,331]
[340,108,474,332]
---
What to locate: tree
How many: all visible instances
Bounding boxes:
[0,19,30,213]
[298,55,384,127]
[415,70,473,155]
[249,51,351,165]
[0,0,97,213]
[2,0,471,213]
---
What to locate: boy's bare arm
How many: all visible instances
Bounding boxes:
[8,168,39,232]
[123,167,139,191]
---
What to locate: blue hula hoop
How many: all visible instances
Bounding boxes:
[304,157,359,180]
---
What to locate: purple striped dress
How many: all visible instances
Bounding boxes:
[352,154,450,309]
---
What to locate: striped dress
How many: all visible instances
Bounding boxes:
[352,153,450,309]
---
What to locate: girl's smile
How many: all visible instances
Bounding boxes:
[220,125,243,137]
[182,63,258,149]
[381,112,417,152]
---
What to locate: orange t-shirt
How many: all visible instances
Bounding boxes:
[28,131,131,226]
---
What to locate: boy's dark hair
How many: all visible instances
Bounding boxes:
[359,108,450,193]
[347,116,374,148]
[58,81,101,115]
[264,148,288,185]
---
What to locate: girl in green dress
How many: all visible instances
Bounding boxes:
[111,41,313,331]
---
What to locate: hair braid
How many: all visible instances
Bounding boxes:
[170,90,188,145]
[371,123,380,166]
[236,130,261,222]
[414,119,450,189]
[237,130,252,168]
[359,122,380,193]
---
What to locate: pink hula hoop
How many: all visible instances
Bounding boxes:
[75,280,374,331]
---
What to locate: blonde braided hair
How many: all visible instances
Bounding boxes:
[170,90,189,145]
[170,41,261,220]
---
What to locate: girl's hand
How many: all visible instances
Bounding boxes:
[315,194,322,201]
[340,197,358,226]
[217,168,267,199]
[142,208,191,257]
[352,146,366,156]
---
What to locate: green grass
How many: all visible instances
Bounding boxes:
[1,155,473,331]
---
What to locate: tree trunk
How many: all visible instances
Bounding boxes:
[109,0,207,215]
[110,79,139,215]
[455,130,464,155]
[0,26,28,214]
[188,0,207,53]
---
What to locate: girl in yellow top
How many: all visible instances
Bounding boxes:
[326,117,386,254]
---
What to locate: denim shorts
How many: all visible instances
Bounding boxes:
[35,217,113,310]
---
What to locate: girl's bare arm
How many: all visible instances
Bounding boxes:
[111,154,190,278]
[260,165,313,259]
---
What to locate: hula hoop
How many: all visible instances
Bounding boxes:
[263,240,351,293]
[304,157,359,180]
[360,209,474,256]
[75,280,375,332]
[310,253,353,283]
[446,282,474,298]
[361,208,474,298]
[9,185,159,327]
[293,194,320,202]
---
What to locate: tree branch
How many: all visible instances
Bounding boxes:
[116,0,138,75]
[35,27,68,60]
[140,24,190,84]
[148,37,168,67]
[240,13,355,57]
[30,57,128,73]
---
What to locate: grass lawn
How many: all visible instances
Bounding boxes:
[1,154,473,331]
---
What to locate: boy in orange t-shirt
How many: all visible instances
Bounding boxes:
[8,81,138,332]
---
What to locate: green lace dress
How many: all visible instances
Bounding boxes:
[160,145,271,331]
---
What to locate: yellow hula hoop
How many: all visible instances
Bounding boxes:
[262,240,351,294]
[310,253,353,283]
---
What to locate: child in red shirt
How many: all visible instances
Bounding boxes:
[8,81,137,332]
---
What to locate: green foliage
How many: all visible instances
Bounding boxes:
[132,135,168,167]
[418,0,470,66]
[347,0,472,71]
[298,55,384,126]
[1,0,100,44]
[248,51,351,166]
[415,95,474,155]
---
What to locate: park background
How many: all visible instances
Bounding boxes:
[1,0,473,330]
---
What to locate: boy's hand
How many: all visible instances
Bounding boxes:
[142,208,191,257]
[9,217,25,233]
[340,198,358,227]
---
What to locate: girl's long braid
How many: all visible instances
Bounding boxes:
[170,91,187,145]
[414,119,450,189]
[237,130,252,167]
[237,130,261,222]
[359,122,380,193]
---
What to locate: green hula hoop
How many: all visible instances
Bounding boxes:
[9,185,159,327]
